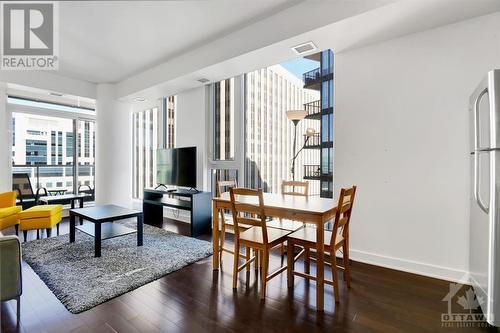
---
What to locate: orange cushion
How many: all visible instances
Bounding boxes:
[0,191,16,208]
[0,206,22,219]
[19,205,63,219]
[20,211,62,230]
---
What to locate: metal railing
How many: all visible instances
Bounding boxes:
[12,164,95,196]
[304,100,321,118]
[303,67,321,85]
[303,165,321,179]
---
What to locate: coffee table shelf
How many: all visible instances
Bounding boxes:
[76,222,136,240]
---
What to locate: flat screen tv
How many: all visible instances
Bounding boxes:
[157,147,197,188]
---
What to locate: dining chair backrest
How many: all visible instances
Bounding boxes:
[216,179,237,197]
[330,186,357,248]
[229,187,268,242]
[281,180,309,197]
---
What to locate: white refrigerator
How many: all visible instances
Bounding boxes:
[470,69,500,326]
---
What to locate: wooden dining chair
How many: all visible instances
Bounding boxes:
[286,185,357,303]
[267,180,309,255]
[229,187,291,299]
[216,180,253,267]
[281,180,309,196]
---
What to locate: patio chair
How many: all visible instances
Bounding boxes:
[12,173,47,210]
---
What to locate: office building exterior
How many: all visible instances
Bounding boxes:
[302,50,334,198]
[244,65,320,195]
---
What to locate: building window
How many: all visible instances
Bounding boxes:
[165,95,176,149]
[132,107,159,199]
[66,133,73,158]
[84,122,90,157]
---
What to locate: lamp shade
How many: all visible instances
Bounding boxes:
[286,110,307,121]
[305,127,316,137]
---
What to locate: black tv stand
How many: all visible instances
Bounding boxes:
[143,188,211,237]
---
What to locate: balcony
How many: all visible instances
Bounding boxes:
[303,133,320,149]
[303,67,321,89]
[303,165,321,180]
[304,100,321,120]
[12,164,95,202]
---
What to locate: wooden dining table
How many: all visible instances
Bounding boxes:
[212,192,338,311]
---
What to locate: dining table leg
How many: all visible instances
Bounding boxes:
[316,221,325,311]
[212,201,219,270]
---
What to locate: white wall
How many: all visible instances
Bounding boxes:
[175,86,209,191]
[95,84,133,208]
[334,12,500,281]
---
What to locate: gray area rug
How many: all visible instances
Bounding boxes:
[21,222,212,314]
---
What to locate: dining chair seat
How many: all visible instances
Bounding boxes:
[287,227,344,251]
[239,226,291,247]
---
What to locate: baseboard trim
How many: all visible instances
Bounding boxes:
[349,249,469,283]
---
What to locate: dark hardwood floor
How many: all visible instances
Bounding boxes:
[1,218,498,333]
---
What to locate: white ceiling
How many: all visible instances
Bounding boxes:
[58,0,301,83]
[115,0,500,101]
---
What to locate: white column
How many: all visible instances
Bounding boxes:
[0,83,11,192]
[95,84,133,207]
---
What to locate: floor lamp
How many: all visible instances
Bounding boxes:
[286,110,315,181]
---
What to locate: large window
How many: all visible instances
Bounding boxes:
[244,67,320,194]
[210,51,333,197]
[132,107,158,199]
[210,66,321,195]
[11,108,95,197]
[132,96,176,199]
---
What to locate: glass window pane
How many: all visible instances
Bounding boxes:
[12,112,76,195]
[329,80,334,108]
[321,148,329,174]
[132,107,161,199]
[77,119,95,197]
[214,78,235,161]
[329,113,334,142]
[322,114,329,142]
[322,81,329,109]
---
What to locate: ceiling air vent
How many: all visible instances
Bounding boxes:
[197,78,210,84]
[291,41,317,55]
[49,92,63,97]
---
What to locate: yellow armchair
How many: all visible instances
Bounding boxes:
[0,191,22,235]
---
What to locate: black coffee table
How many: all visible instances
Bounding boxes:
[69,204,143,257]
